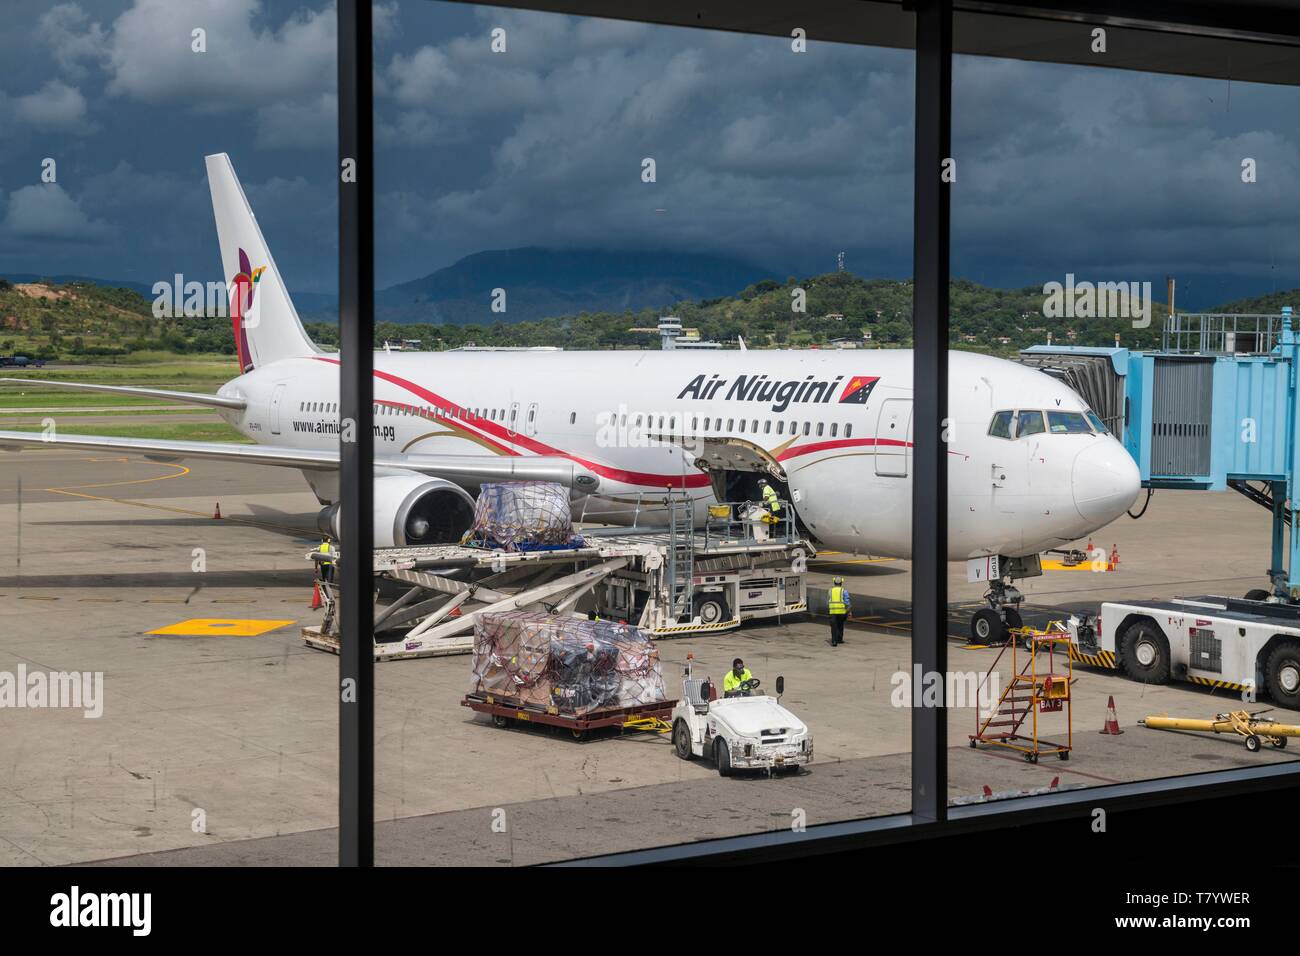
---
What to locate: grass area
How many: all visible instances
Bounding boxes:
[0,354,235,388]
[4,422,252,442]
[0,406,203,418]
[0,391,175,409]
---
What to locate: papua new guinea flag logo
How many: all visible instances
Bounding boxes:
[839,375,880,404]
[229,248,266,373]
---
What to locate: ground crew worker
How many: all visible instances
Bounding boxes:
[722,657,754,697]
[828,576,851,646]
[318,540,334,585]
[760,480,781,517]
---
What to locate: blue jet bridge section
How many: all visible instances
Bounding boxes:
[1021,307,1300,597]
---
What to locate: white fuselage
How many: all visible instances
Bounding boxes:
[213,348,1140,560]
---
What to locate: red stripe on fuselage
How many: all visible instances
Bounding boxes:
[311,358,959,483]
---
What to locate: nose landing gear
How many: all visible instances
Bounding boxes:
[968,580,1024,645]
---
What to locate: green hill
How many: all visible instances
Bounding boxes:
[5,271,1298,363]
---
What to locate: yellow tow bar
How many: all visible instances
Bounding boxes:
[1141,710,1299,752]
[623,715,672,734]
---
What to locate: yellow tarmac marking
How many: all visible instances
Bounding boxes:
[148,618,296,637]
[810,557,895,566]
[1041,559,1110,572]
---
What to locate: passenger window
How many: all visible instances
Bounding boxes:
[714,418,721,431]
[831,423,838,438]
[1017,410,1045,437]
[777,421,784,435]
[727,419,734,431]
[739,420,746,433]
[816,422,824,437]
[803,422,811,436]
[751,420,758,433]
[846,423,853,438]
[988,410,1014,439]
[764,420,772,434]
[570,412,576,425]
[1047,411,1092,434]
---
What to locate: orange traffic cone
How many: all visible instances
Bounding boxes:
[310,581,323,610]
[1109,544,1120,570]
[213,502,223,519]
[1100,695,1124,734]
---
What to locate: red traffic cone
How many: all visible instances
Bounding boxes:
[1100,695,1124,734]
[1109,544,1120,569]
[1048,776,1059,789]
[982,785,993,798]
[310,581,323,610]
[213,502,223,519]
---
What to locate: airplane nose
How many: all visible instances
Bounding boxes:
[1072,440,1141,524]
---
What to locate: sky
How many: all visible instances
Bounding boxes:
[1,0,1299,308]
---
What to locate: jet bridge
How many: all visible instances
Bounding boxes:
[1022,305,1300,598]
[302,494,811,661]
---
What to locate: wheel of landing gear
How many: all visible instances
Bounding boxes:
[970,608,1003,645]
[1004,607,1027,647]
[1245,734,1261,753]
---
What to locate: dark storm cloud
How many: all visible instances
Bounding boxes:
[2,0,1299,308]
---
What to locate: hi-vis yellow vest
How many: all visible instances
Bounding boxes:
[829,586,848,615]
[762,485,781,513]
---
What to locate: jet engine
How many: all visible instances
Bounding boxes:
[317,472,477,548]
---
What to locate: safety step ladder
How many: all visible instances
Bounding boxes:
[970,623,1073,763]
[666,494,695,621]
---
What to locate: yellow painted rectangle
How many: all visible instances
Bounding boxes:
[148,618,296,637]
[1041,560,1108,572]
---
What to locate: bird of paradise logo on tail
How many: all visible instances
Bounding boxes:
[229,248,266,373]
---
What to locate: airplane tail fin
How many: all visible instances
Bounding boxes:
[205,153,319,372]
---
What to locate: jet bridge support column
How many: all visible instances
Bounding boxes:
[1285,307,1300,599]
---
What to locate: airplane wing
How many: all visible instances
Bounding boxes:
[0,430,601,491]
[0,377,246,411]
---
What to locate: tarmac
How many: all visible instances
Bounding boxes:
[0,445,1296,866]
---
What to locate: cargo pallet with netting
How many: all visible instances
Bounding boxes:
[303,489,811,660]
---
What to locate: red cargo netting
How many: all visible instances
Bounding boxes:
[469,611,667,715]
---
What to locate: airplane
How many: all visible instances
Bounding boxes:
[0,153,1141,643]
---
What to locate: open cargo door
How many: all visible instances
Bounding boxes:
[653,434,791,508]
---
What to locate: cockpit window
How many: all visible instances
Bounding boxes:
[988,410,1014,439]
[1016,410,1045,437]
[1085,410,1109,435]
[1047,411,1092,434]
